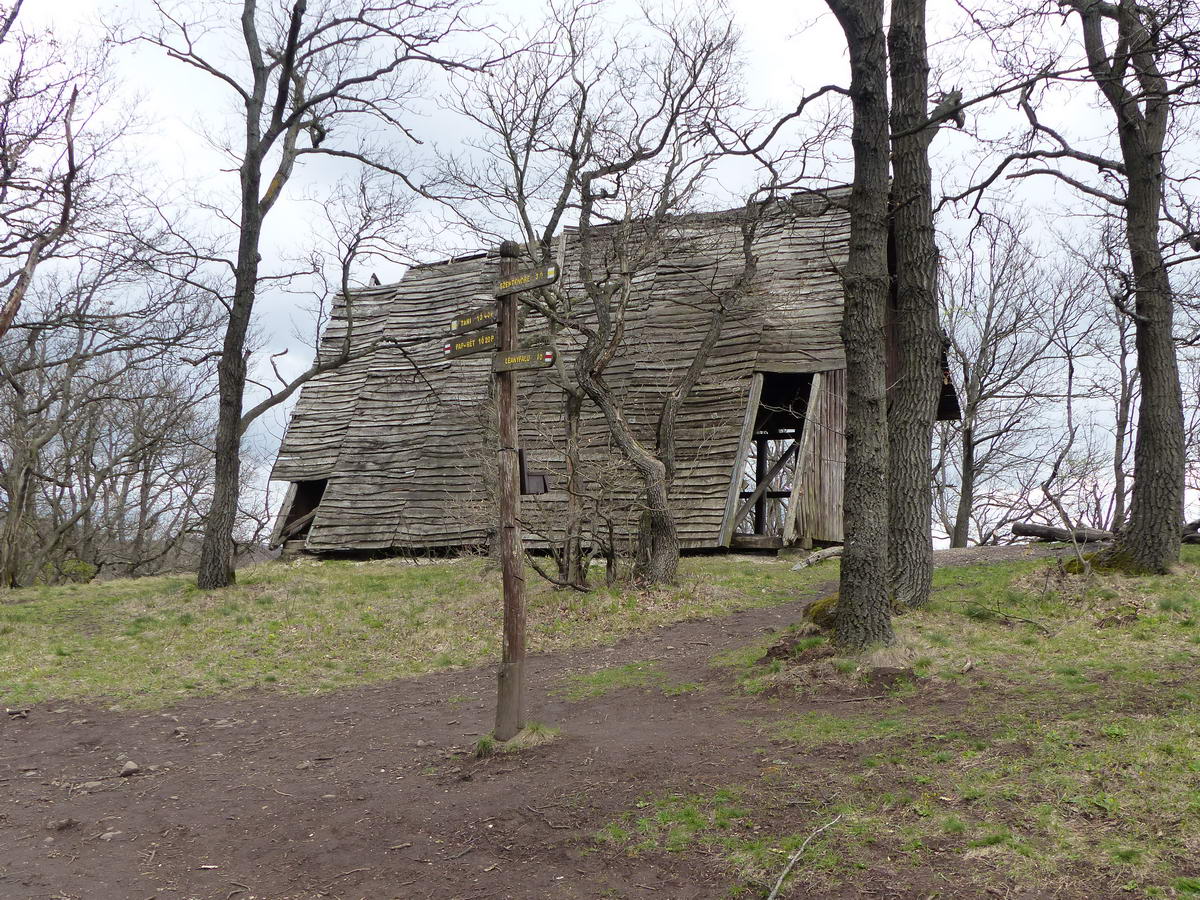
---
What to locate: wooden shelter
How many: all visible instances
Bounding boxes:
[270,191,958,554]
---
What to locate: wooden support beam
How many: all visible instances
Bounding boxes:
[720,373,763,547]
[783,372,824,546]
[732,440,800,531]
[277,507,318,543]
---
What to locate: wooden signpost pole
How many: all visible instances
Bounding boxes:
[494,241,527,741]
[443,242,556,741]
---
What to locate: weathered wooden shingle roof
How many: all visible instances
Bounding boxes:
[271,191,850,552]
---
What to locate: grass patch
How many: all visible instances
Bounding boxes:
[559,661,668,700]
[0,553,833,708]
[475,722,560,757]
[776,709,914,746]
[599,545,1200,897]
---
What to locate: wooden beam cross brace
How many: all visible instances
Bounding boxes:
[732,439,800,528]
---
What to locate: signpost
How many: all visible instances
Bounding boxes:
[443,328,497,359]
[448,304,498,334]
[495,264,559,297]
[442,242,560,742]
[492,345,555,372]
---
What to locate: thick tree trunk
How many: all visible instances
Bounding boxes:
[1109,176,1184,572]
[886,0,941,608]
[635,470,680,584]
[825,0,894,650]
[197,158,263,590]
[1072,1,1184,574]
[0,462,33,587]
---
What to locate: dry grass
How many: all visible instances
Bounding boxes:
[599,545,1200,898]
[0,553,831,708]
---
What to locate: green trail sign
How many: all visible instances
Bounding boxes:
[495,264,559,297]
[448,304,498,334]
[443,328,497,359]
[492,345,556,372]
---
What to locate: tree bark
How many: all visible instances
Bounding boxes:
[886,0,941,607]
[1070,0,1185,574]
[0,463,33,587]
[1112,174,1184,571]
[635,470,681,584]
[197,151,264,590]
[951,422,975,547]
[1110,315,1134,531]
[825,0,894,650]
[559,388,586,587]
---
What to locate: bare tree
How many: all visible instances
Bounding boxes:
[957,0,1199,573]
[823,0,894,649]
[0,3,121,337]
[0,253,219,587]
[136,0,478,588]
[934,213,1092,545]
[885,0,959,609]
[439,1,816,586]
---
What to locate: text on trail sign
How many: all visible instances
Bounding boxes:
[492,346,556,372]
[449,304,498,334]
[495,264,559,297]
[444,328,497,359]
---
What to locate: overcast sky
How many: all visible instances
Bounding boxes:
[18,0,1197,518]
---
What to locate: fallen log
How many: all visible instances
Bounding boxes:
[1011,522,1114,543]
[1185,519,1200,544]
[791,546,843,571]
[1013,520,1200,545]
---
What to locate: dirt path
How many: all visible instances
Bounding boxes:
[1,546,1075,900]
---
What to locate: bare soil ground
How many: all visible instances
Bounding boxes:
[0,546,1122,900]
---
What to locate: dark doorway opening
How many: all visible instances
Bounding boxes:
[278,479,327,546]
[733,372,814,543]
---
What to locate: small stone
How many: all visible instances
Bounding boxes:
[321,793,337,799]
[416,739,428,747]
[99,830,122,842]
[47,818,78,832]
[120,761,140,777]
[296,760,313,770]
[78,781,104,791]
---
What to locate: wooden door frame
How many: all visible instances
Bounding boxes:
[782,371,825,546]
[718,372,763,547]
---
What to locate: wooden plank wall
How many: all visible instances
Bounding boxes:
[793,367,847,544]
[270,194,851,552]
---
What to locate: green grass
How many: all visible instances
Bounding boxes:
[476,721,561,756]
[596,544,1200,897]
[0,553,834,708]
[776,709,914,746]
[559,661,668,700]
[558,661,703,700]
